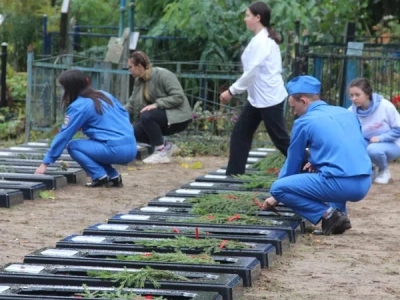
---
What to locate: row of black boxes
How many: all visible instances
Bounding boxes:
[0,145,304,300]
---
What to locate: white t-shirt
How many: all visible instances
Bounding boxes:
[229,28,287,108]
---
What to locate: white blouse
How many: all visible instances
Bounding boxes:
[229,28,287,108]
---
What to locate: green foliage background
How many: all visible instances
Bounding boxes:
[0,0,399,147]
[0,0,399,69]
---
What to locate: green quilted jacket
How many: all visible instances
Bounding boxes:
[124,67,192,125]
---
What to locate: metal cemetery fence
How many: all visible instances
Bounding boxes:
[26,42,400,146]
[302,44,400,108]
[24,53,251,144]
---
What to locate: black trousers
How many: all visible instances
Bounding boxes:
[134,108,190,146]
[226,101,290,176]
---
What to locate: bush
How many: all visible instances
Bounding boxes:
[7,72,27,101]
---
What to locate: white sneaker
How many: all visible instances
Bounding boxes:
[374,168,391,184]
[142,151,171,164]
[166,143,180,157]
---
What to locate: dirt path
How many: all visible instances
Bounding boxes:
[0,157,399,300]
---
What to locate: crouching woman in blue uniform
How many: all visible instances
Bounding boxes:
[34,69,137,187]
[263,76,372,235]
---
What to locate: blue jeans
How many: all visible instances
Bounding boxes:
[67,139,136,180]
[270,173,371,224]
[367,142,400,170]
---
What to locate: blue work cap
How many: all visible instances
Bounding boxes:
[286,75,321,96]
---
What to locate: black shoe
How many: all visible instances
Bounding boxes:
[313,218,352,235]
[321,209,350,235]
[110,175,123,187]
[332,219,352,234]
[86,176,110,188]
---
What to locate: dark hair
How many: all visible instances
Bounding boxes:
[129,51,151,69]
[248,1,282,44]
[58,69,113,114]
[291,93,320,101]
[348,78,373,100]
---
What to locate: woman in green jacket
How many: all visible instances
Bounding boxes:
[125,51,192,164]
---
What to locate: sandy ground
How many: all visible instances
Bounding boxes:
[0,156,399,300]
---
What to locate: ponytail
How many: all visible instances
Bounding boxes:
[267,27,283,44]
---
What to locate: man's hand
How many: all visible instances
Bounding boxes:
[303,162,317,173]
[263,196,278,210]
[35,163,48,175]
[370,136,380,143]
[220,90,233,104]
[140,104,157,113]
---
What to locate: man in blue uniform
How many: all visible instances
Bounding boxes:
[263,75,372,235]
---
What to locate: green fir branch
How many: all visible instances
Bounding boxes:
[87,266,189,289]
[134,236,251,254]
[252,152,286,171]
[165,214,276,226]
[235,173,277,189]
[116,251,218,265]
[189,192,266,215]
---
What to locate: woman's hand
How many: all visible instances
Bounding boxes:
[140,104,157,113]
[35,163,48,175]
[370,136,380,143]
[263,196,278,210]
[220,90,233,104]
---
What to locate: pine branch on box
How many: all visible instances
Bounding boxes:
[166,214,276,226]
[116,251,218,264]
[134,236,251,254]
[252,151,286,171]
[188,192,266,204]
[235,173,277,189]
[87,266,189,289]
[190,192,267,215]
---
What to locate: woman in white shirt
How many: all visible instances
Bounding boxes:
[220,1,290,176]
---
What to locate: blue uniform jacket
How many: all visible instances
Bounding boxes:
[43,91,135,164]
[279,100,372,178]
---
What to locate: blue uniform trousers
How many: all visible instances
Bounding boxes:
[67,139,136,180]
[270,173,371,224]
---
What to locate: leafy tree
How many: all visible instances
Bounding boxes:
[135,0,370,64]
[68,0,120,27]
[0,0,58,70]
[0,0,399,71]
[135,0,175,30]
[144,0,249,63]
[364,0,400,41]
